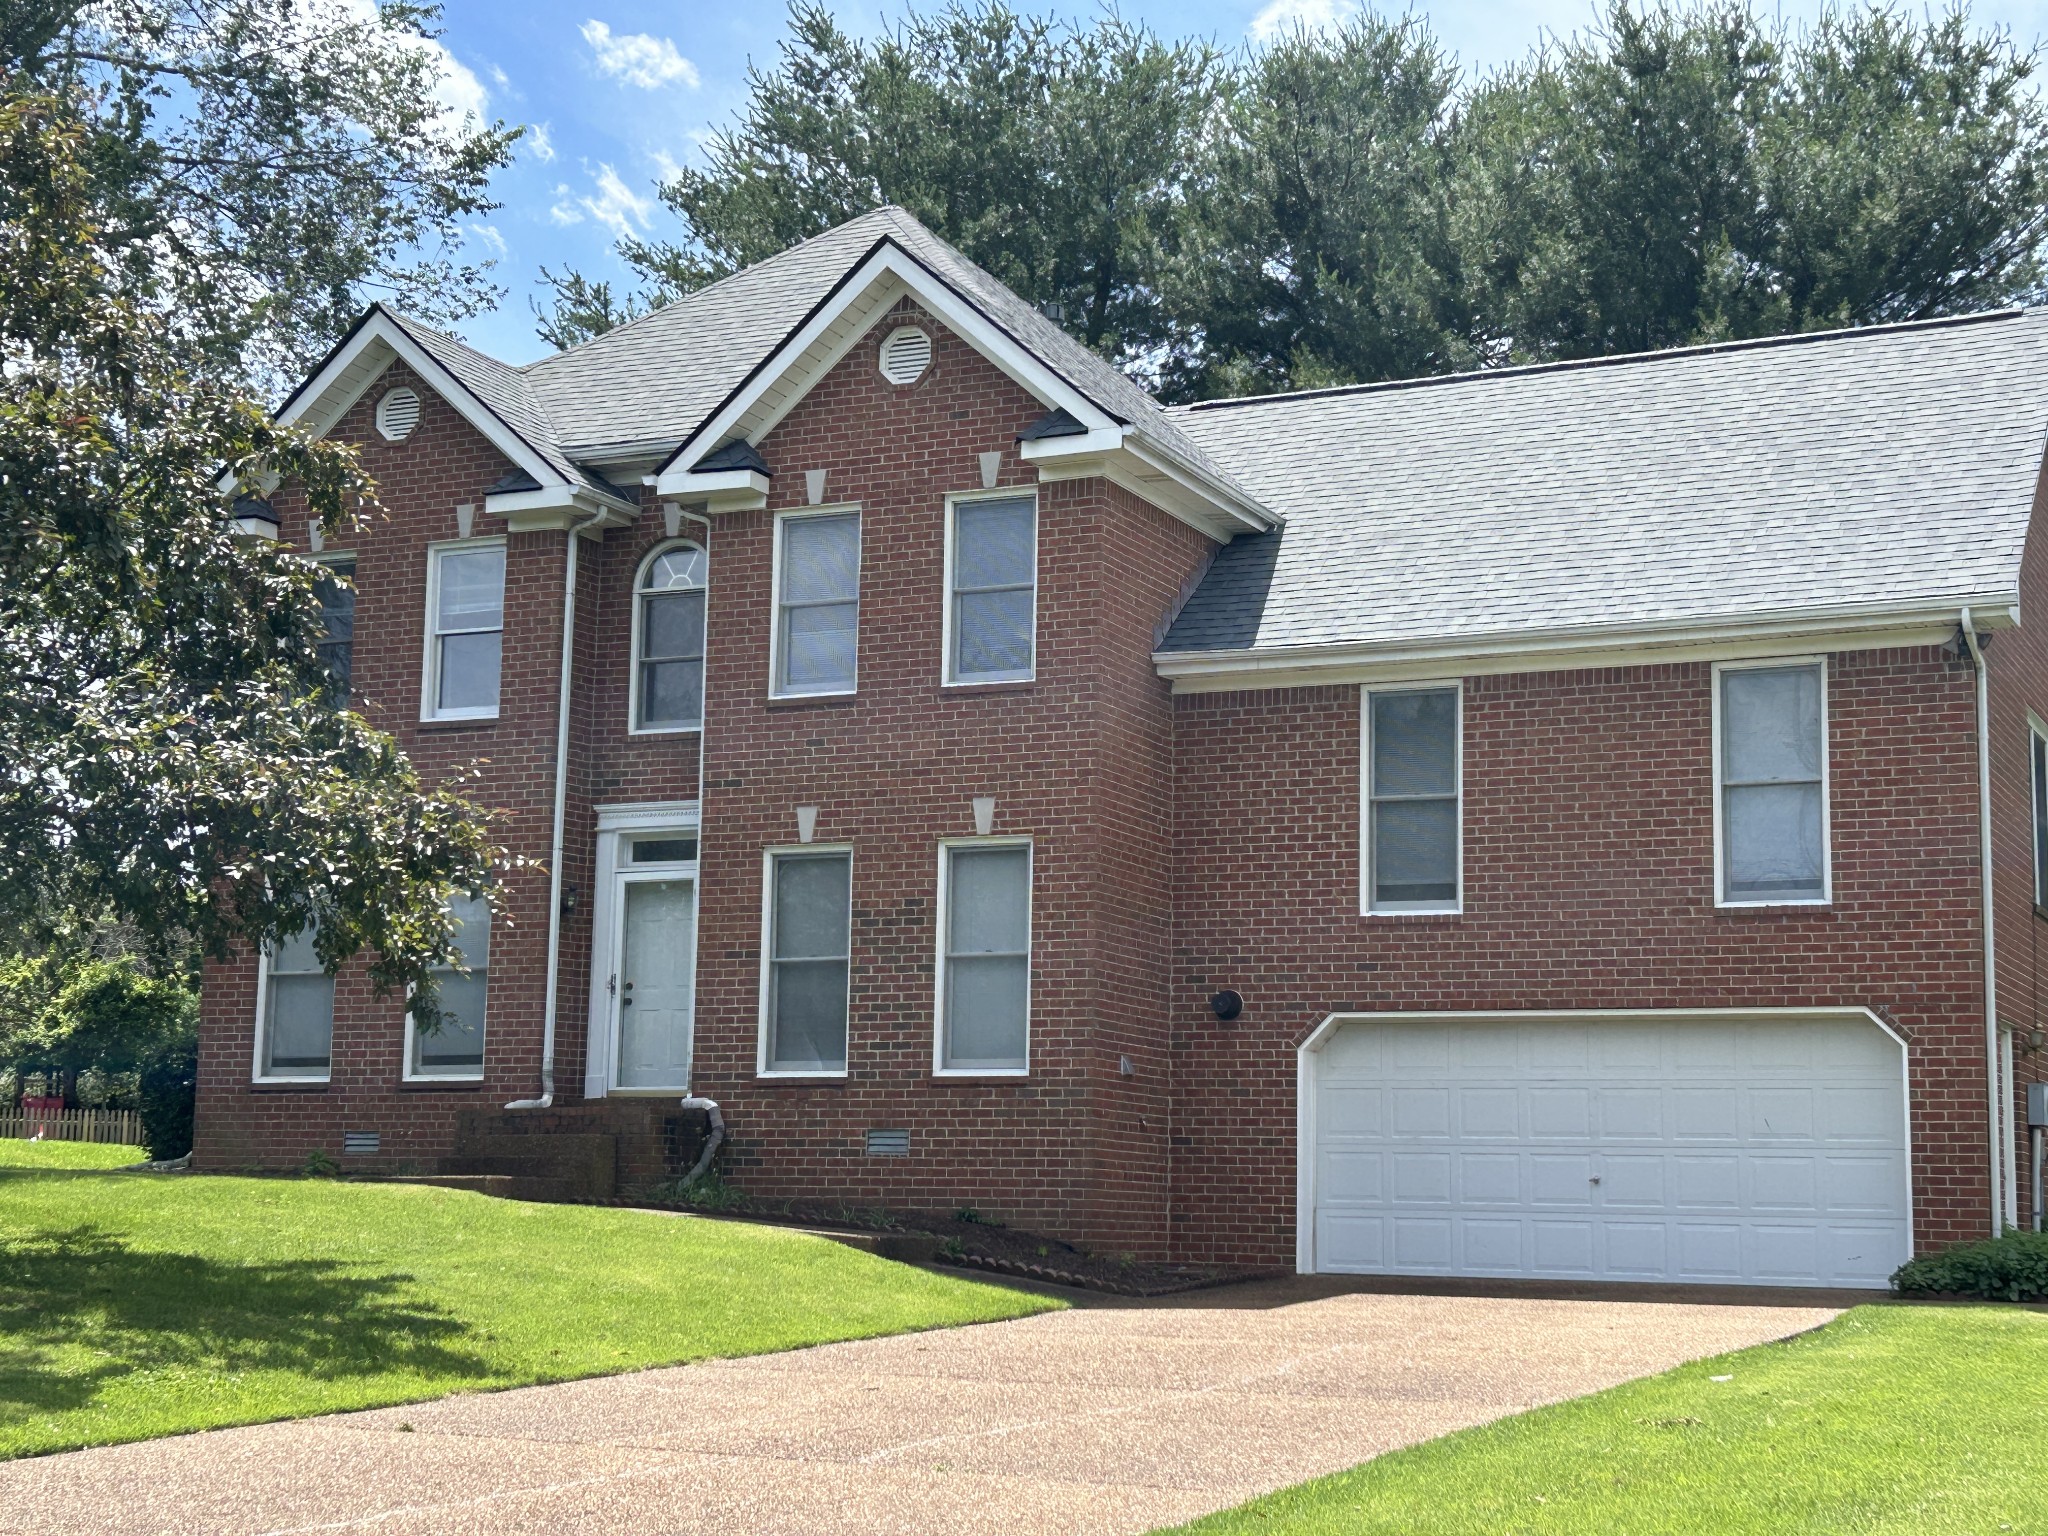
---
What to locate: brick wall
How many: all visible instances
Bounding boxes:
[1167,651,1989,1266]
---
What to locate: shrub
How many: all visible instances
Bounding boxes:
[1891,1229,2048,1301]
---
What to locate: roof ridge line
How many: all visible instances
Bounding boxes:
[524,207,906,372]
[1174,308,2031,415]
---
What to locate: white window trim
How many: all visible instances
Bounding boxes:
[250,941,333,1085]
[420,535,507,722]
[1712,655,1833,909]
[402,898,491,1083]
[1360,680,1464,916]
[756,843,855,1079]
[628,539,708,736]
[932,836,1034,1077]
[941,489,1038,687]
[2032,713,2048,911]
[585,804,703,1097]
[767,505,861,701]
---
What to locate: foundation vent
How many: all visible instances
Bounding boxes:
[864,1128,911,1157]
[342,1130,381,1157]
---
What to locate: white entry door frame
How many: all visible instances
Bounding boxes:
[585,800,701,1097]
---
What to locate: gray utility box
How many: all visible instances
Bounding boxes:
[2030,1082,2048,1130]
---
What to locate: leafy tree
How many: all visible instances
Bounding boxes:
[1166,13,1473,398]
[4,0,519,382]
[0,88,500,1029]
[1454,3,2048,363]
[541,1,1224,375]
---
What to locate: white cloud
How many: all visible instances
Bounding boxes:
[489,63,510,89]
[549,182,585,226]
[1248,0,1354,41]
[581,19,700,90]
[578,163,656,240]
[470,223,508,256]
[649,147,684,184]
[302,0,489,124]
[528,122,557,163]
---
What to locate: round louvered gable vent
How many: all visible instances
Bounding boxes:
[878,326,932,385]
[375,387,421,441]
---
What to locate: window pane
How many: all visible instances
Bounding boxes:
[949,847,1029,954]
[2035,735,2048,905]
[1723,667,1822,783]
[438,631,501,711]
[265,975,333,1073]
[946,955,1027,1069]
[644,590,704,661]
[955,499,1035,588]
[631,837,697,864]
[315,565,355,644]
[956,589,1033,679]
[774,854,850,960]
[416,972,486,1070]
[1373,799,1457,904]
[1726,782,1824,898]
[272,925,322,973]
[1373,691,1456,797]
[448,894,491,969]
[643,546,705,591]
[781,514,860,604]
[641,659,703,727]
[437,547,504,631]
[769,959,848,1071]
[782,602,858,691]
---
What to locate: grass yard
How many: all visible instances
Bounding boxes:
[1161,1305,2048,1536]
[0,1143,1055,1459]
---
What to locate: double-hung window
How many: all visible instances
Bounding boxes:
[1715,660,1829,905]
[1363,685,1461,913]
[407,893,490,1079]
[772,511,860,696]
[761,849,851,1074]
[633,543,707,730]
[424,540,504,719]
[313,559,356,704]
[256,925,333,1081]
[2032,722,2048,910]
[945,493,1036,684]
[936,841,1031,1073]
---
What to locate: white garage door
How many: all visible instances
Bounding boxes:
[1306,1014,1910,1289]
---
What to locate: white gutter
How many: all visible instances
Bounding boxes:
[508,510,608,1110]
[1961,608,2008,1233]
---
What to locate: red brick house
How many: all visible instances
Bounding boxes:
[201,206,2048,1290]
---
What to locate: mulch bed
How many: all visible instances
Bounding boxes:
[610,1187,1276,1297]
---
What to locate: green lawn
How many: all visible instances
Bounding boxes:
[0,1145,1055,1458]
[1161,1305,2048,1536]
[0,1140,144,1171]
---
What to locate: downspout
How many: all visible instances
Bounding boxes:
[1961,608,2008,1232]
[508,509,609,1110]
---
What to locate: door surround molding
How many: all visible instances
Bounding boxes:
[584,801,701,1098]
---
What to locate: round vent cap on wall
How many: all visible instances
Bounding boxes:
[878,326,932,386]
[375,386,421,441]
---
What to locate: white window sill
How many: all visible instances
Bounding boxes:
[943,674,1034,689]
[934,1067,1029,1078]
[1716,897,1831,910]
[421,711,499,725]
[628,723,702,737]
[401,1072,485,1084]
[1364,905,1463,918]
[251,1074,330,1086]
[768,690,856,703]
[757,1068,849,1080]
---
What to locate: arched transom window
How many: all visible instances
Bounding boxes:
[634,543,707,731]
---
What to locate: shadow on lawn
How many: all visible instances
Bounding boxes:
[0,1223,494,1417]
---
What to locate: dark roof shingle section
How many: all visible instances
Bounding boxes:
[1160,312,2048,655]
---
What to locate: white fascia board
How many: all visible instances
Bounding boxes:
[1155,595,2016,693]
[486,483,639,533]
[659,469,772,514]
[274,311,566,493]
[654,243,1116,497]
[1025,431,1274,540]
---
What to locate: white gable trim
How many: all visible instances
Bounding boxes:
[273,309,566,492]
[1155,595,2015,693]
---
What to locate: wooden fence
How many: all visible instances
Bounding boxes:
[0,1106,143,1145]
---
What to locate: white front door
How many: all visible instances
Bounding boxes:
[1304,1013,1911,1288]
[615,876,696,1089]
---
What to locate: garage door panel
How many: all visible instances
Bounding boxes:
[1309,1016,1909,1289]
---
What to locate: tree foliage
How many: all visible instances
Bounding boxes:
[545,1,2048,399]
[0,89,500,1027]
[4,0,519,382]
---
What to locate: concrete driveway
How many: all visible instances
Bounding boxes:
[0,1278,1840,1536]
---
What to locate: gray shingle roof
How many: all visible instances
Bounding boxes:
[1160,311,2048,656]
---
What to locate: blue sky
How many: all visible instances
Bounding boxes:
[430,0,2048,366]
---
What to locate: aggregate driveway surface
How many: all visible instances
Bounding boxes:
[1,1279,1840,1536]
